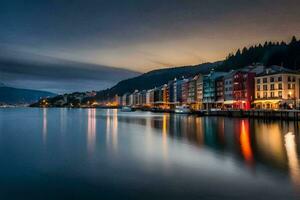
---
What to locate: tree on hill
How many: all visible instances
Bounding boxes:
[218,36,300,71]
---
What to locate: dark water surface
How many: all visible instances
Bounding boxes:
[0,108,300,199]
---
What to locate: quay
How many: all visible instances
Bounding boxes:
[202,109,300,121]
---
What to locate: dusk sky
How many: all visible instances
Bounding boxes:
[0,0,300,92]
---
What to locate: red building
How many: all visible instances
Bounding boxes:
[233,71,255,110]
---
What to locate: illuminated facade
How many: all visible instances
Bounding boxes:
[196,74,204,109]
[254,67,300,109]
[224,71,235,108]
[215,76,225,108]
[203,71,226,109]
[232,71,255,110]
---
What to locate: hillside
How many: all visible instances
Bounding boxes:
[94,62,222,100]
[33,36,300,105]
[0,85,56,104]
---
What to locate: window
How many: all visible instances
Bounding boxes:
[270,92,274,98]
[278,83,282,89]
[263,92,267,98]
[278,91,282,97]
[270,84,275,90]
[270,77,274,82]
[288,76,295,82]
[288,84,292,89]
[278,76,282,81]
[257,85,260,91]
[257,79,260,84]
[257,92,260,98]
[263,85,268,90]
[263,78,267,83]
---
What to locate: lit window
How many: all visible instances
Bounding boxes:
[263,78,267,83]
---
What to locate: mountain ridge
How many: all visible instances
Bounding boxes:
[0,85,56,104]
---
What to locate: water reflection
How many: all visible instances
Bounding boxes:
[106,109,119,152]
[239,120,253,166]
[285,132,300,189]
[253,122,287,169]
[42,108,47,144]
[162,114,168,160]
[3,109,300,199]
[60,108,67,134]
[87,109,96,153]
[115,112,300,191]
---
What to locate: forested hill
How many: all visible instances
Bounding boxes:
[95,62,221,100]
[95,36,300,100]
[217,36,300,71]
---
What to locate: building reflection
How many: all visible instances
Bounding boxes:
[106,109,119,152]
[87,109,96,153]
[113,112,300,184]
[253,122,287,169]
[285,132,300,189]
[60,108,67,134]
[239,120,253,166]
[42,108,47,144]
[162,114,168,160]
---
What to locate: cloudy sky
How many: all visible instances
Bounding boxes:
[0,0,299,92]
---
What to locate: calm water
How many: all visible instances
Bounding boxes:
[0,108,300,199]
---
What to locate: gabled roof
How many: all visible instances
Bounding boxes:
[256,66,299,77]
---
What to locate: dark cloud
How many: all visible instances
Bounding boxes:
[0,50,140,93]
[0,0,299,91]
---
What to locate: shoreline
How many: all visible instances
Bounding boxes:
[16,106,300,121]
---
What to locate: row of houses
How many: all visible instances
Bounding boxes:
[114,65,300,110]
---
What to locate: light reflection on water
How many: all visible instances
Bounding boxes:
[0,108,300,199]
[285,132,300,189]
[42,108,47,144]
[87,108,96,153]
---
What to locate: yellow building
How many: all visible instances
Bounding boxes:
[254,67,300,109]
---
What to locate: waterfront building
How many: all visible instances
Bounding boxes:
[195,74,204,109]
[131,90,139,106]
[223,71,235,108]
[122,93,130,106]
[173,79,184,104]
[116,95,122,106]
[254,66,300,109]
[128,93,134,106]
[232,70,256,110]
[187,76,197,109]
[203,71,226,109]
[181,79,189,105]
[168,80,176,108]
[146,89,154,107]
[215,76,225,108]
[153,85,169,108]
[139,90,147,106]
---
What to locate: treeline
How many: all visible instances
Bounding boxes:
[218,36,300,71]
